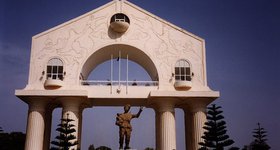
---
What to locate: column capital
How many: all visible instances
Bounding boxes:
[154,100,175,113]
[181,102,207,113]
[59,97,83,111]
[28,97,48,112]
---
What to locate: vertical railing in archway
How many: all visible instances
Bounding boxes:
[80,51,159,93]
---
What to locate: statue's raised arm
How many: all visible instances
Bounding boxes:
[133,106,144,118]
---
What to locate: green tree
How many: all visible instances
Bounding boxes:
[51,114,78,150]
[0,131,26,150]
[199,104,234,150]
[229,147,239,150]
[144,147,154,150]
[250,123,270,150]
[88,144,95,150]
[95,146,111,150]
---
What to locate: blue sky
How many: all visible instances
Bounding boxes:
[1,0,280,149]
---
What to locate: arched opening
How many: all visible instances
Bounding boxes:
[78,44,158,149]
[81,44,158,82]
[87,58,153,86]
[80,44,159,95]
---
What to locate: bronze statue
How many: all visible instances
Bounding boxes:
[115,104,143,149]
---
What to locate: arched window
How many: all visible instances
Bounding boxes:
[175,59,191,81]
[46,58,64,80]
[110,13,130,24]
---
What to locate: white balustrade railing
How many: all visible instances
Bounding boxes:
[81,80,158,86]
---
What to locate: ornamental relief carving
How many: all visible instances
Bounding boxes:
[125,14,204,85]
[33,14,111,84]
[31,11,204,86]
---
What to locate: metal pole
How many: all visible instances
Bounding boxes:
[119,51,121,89]
[111,54,113,94]
[126,54,128,94]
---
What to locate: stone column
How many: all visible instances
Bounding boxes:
[25,100,46,150]
[183,103,207,150]
[155,101,176,150]
[43,105,54,150]
[61,97,82,150]
[78,107,84,148]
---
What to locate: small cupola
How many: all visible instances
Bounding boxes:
[110,13,130,33]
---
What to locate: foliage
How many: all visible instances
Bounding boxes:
[87,144,112,150]
[0,131,26,150]
[229,147,240,150]
[144,147,154,150]
[199,104,234,150]
[88,144,95,150]
[51,114,78,150]
[241,145,248,150]
[95,146,112,150]
[0,127,3,133]
[250,123,270,150]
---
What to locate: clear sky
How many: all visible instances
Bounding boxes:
[1,0,280,149]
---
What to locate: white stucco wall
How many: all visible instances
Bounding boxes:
[26,0,210,92]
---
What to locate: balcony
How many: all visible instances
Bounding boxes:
[174,81,192,90]
[44,79,63,88]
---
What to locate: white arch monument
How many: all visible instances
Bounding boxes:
[15,1,219,150]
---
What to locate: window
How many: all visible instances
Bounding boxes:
[46,58,64,80]
[110,13,130,24]
[175,59,191,81]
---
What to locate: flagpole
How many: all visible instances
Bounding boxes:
[118,50,121,89]
[111,54,113,94]
[126,54,128,94]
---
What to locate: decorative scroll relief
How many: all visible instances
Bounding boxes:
[31,13,112,86]
[123,15,171,85]
[168,31,205,85]
[123,14,205,86]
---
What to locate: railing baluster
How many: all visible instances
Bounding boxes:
[81,80,158,86]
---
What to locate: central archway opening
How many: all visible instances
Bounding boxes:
[87,58,154,86]
[78,44,159,149]
[81,44,159,86]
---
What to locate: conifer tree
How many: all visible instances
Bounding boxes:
[199,104,234,150]
[95,146,112,150]
[144,147,154,150]
[88,144,95,150]
[250,123,270,150]
[51,114,78,150]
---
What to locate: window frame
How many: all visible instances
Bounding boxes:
[174,59,192,81]
[46,58,64,80]
[110,13,130,24]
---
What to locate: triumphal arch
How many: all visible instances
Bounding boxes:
[15,0,219,150]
